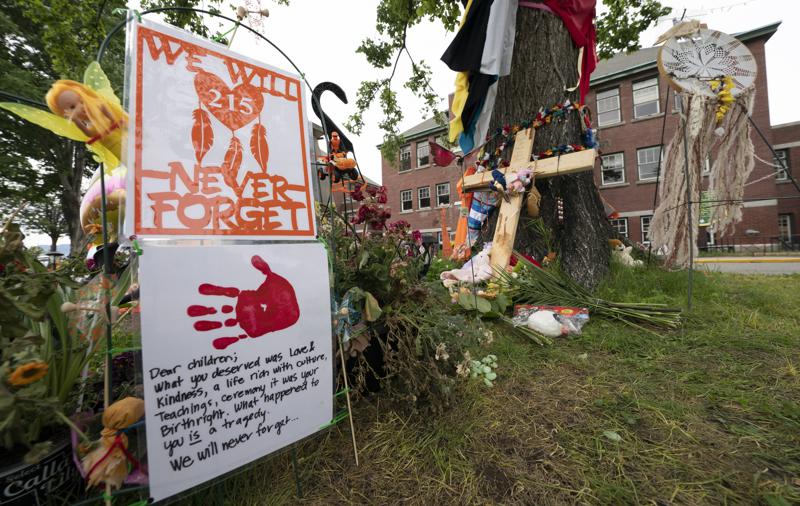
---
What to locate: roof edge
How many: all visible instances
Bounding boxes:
[772,120,800,130]
[590,21,782,87]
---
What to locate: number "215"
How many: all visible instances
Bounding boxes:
[207,89,254,114]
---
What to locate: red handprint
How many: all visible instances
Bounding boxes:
[187,255,300,350]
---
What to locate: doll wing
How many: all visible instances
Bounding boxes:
[87,142,121,170]
[0,102,89,142]
[83,61,121,108]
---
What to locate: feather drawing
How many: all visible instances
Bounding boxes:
[222,136,243,196]
[250,122,269,173]
[191,108,214,164]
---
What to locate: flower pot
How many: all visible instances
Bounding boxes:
[0,441,80,505]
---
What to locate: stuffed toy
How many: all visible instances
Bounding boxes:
[506,168,533,194]
[526,310,568,337]
[81,397,145,490]
[441,242,494,287]
[609,239,643,267]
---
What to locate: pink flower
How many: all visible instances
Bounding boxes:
[411,230,422,245]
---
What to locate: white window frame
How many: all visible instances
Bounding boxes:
[633,77,660,118]
[640,215,653,245]
[435,182,450,207]
[400,189,413,213]
[596,87,621,126]
[399,145,411,173]
[418,186,431,209]
[611,218,628,238]
[637,146,663,181]
[416,141,430,169]
[600,152,626,185]
[775,149,789,181]
[778,214,792,240]
[673,92,683,113]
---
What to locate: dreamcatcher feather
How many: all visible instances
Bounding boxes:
[650,26,757,267]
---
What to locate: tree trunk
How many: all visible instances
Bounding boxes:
[60,142,85,255]
[483,7,612,289]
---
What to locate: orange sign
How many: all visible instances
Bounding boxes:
[126,19,315,238]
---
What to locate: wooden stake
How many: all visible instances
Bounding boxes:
[338,337,359,466]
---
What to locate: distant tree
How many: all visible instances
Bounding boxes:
[0,0,127,253]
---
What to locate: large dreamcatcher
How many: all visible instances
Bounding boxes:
[650,26,758,267]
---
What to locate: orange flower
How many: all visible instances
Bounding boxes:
[7,361,48,387]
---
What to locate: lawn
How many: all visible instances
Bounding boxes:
[176,267,800,505]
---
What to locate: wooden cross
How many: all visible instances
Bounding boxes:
[461,127,597,275]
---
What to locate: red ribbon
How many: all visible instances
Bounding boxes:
[85,433,146,486]
[86,121,121,145]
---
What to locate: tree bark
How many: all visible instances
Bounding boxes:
[60,142,85,255]
[483,8,612,289]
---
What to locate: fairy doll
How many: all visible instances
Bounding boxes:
[0,62,128,244]
[0,61,127,169]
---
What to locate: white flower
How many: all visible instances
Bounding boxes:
[435,343,449,361]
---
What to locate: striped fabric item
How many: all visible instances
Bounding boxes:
[467,192,499,243]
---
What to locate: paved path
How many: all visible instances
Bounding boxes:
[695,257,800,275]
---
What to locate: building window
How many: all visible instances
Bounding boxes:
[418,186,431,209]
[600,152,625,185]
[417,141,430,168]
[399,145,411,172]
[778,214,793,240]
[775,149,789,180]
[436,231,443,245]
[436,182,450,207]
[640,215,653,244]
[400,189,412,212]
[673,92,683,113]
[637,146,662,181]
[596,87,621,126]
[611,218,628,238]
[633,77,660,118]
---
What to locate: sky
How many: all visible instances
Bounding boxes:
[24,0,800,247]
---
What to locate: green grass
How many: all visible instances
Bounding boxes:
[175,266,800,505]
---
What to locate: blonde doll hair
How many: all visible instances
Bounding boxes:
[45,80,127,135]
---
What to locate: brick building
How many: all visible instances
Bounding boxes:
[381,21,799,251]
[381,114,464,246]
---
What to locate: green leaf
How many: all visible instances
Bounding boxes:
[603,430,623,442]
[475,296,492,314]
[358,250,370,269]
[494,293,509,313]
[458,292,476,310]
[364,292,382,322]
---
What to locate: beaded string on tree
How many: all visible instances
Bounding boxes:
[458,99,598,246]
[475,99,596,171]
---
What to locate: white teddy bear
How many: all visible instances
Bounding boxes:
[609,239,643,267]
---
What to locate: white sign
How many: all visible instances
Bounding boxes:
[125,18,316,239]
[138,243,332,501]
